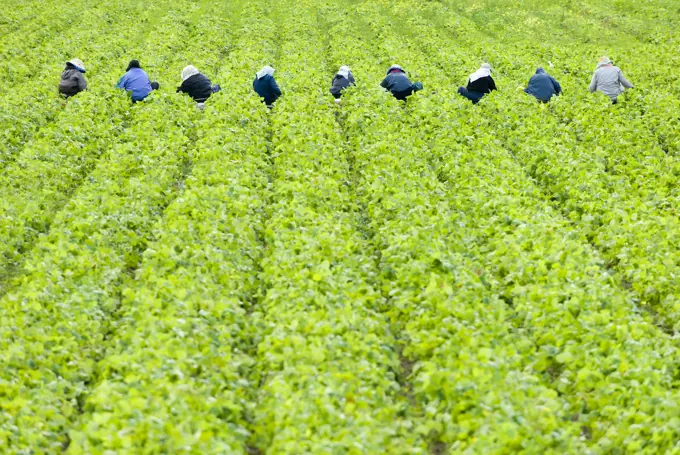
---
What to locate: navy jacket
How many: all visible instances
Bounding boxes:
[381,69,412,93]
[330,73,355,97]
[524,68,561,101]
[253,74,282,105]
[467,75,496,94]
[177,73,213,102]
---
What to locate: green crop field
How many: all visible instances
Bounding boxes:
[1,0,680,453]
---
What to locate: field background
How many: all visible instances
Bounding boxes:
[2,0,680,453]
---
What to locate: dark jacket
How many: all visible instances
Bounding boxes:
[116,67,152,101]
[466,75,496,94]
[253,74,282,105]
[524,68,561,101]
[58,65,87,97]
[380,68,412,94]
[330,73,355,98]
[177,73,213,102]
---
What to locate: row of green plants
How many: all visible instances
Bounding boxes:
[66,2,275,452]
[0,0,203,292]
[395,0,680,333]
[0,0,168,165]
[0,0,234,450]
[246,2,424,452]
[333,0,680,451]
[3,0,680,452]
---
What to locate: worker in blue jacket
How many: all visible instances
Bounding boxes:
[524,67,562,103]
[253,66,282,108]
[380,65,423,101]
[116,60,158,102]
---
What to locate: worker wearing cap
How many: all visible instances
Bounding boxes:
[589,56,634,104]
[58,58,87,98]
[380,64,423,101]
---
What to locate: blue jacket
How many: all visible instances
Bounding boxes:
[253,74,282,105]
[116,67,152,101]
[524,68,561,101]
[380,67,413,93]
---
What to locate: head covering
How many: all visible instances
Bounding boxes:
[387,64,404,75]
[67,58,86,73]
[536,67,545,74]
[126,60,141,72]
[337,65,351,79]
[469,63,492,83]
[596,57,613,70]
[181,65,200,81]
[257,66,275,79]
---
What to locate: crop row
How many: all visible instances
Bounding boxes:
[393,0,680,331]
[0,0,226,294]
[245,1,426,452]
[0,0,238,450]
[65,2,275,453]
[0,0,169,166]
[331,0,680,452]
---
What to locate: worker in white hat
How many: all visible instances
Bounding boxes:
[458,62,497,104]
[58,58,87,98]
[589,56,634,104]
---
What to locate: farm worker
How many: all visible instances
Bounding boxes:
[457,63,496,104]
[524,67,562,103]
[115,60,159,102]
[380,65,423,101]
[253,66,282,108]
[589,57,633,104]
[330,65,355,103]
[58,58,87,98]
[176,65,220,105]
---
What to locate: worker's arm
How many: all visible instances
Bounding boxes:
[551,77,562,95]
[271,78,282,97]
[77,72,87,91]
[588,74,598,93]
[619,71,634,89]
[115,74,126,89]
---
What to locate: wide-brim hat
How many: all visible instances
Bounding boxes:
[68,58,86,73]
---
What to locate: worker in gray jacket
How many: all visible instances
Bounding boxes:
[589,57,633,104]
[58,58,87,98]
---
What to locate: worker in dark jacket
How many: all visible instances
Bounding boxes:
[330,66,355,103]
[116,60,159,102]
[253,66,282,108]
[58,58,87,98]
[177,65,220,105]
[457,63,496,104]
[524,67,561,103]
[380,65,423,101]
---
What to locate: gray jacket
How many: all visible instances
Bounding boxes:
[589,66,633,100]
[59,68,88,97]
